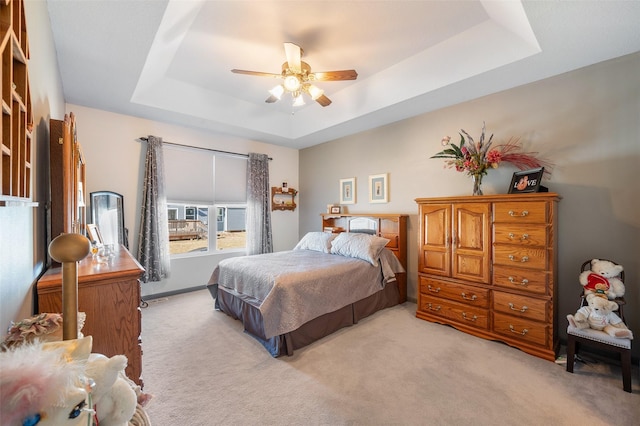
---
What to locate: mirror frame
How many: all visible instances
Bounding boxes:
[89,191,127,248]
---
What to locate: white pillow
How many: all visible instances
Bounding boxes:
[293,232,337,253]
[330,232,390,266]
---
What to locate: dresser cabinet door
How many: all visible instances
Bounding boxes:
[452,203,491,283]
[418,204,451,276]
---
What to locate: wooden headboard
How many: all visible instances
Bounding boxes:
[321,213,408,303]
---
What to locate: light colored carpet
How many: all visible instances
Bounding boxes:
[141,289,639,425]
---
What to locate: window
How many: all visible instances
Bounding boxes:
[164,145,248,256]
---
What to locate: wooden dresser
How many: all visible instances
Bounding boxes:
[415,193,560,361]
[37,245,145,386]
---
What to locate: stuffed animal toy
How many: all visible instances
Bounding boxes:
[2,318,152,426]
[85,353,138,426]
[567,293,633,339]
[0,337,94,426]
[579,258,625,300]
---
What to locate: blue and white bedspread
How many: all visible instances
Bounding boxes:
[208,248,404,339]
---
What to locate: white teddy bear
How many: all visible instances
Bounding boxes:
[567,293,633,339]
[579,258,625,300]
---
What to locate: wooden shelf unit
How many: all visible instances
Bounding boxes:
[1,0,33,203]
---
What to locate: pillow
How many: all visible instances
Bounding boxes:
[293,232,337,253]
[330,232,390,266]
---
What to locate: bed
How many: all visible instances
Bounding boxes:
[207,214,407,356]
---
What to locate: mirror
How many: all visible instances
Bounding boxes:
[90,191,128,248]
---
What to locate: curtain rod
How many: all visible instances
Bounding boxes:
[138,137,272,160]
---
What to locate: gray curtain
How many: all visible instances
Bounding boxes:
[137,135,171,282]
[246,153,272,255]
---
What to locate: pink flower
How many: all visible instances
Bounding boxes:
[486,149,502,164]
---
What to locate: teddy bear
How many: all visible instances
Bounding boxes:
[579,258,625,300]
[567,293,633,339]
[85,353,138,426]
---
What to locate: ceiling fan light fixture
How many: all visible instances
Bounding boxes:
[283,75,301,92]
[269,85,285,100]
[307,84,324,100]
[292,93,305,107]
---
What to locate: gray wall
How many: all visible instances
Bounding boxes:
[300,53,640,357]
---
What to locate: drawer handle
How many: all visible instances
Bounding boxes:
[508,303,528,313]
[508,276,529,286]
[508,210,529,217]
[508,255,529,263]
[427,285,441,293]
[427,303,441,312]
[461,292,478,301]
[462,312,478,322]
[508,233,529,241]
[509,325,528,336]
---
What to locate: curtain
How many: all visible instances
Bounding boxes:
[137,135,171,282]
[246,153,272,255]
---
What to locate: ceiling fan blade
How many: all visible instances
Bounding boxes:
[232,69,281,78]
[315,94,332,107]
[312,70,358,81]
[284,42,302,73]
[265,95,279,103]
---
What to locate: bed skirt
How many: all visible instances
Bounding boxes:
[207,282,401,357]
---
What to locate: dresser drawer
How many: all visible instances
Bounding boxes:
[420,295,489,330]
[493,312,548,347]
[494,202,548,224]
[493,245,548,270]
[493,265,548,295]
[493,224,547,247]
[419,276,489,308]
[492,292,548,322]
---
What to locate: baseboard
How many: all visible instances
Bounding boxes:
[142,285,207,302]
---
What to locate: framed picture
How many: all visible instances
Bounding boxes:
[369,173,388,203]
[339,177,356,204]
[330,205,341,214]
[86,223,104,246]
[508,167,546,194]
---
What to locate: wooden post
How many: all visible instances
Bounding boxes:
[48,233,90,340]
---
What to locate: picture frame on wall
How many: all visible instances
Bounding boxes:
[369,173,388,203]
[339,178,356,204]
[508,167,547,194]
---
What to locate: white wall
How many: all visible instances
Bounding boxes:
[68,104,299,298]
[300,53,640,357]
[0,1,66,332]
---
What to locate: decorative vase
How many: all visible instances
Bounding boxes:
[472,174,483,196]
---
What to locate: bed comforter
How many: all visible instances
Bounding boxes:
[208,248,404,339]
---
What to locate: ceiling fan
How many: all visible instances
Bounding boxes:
[231,42,358,107]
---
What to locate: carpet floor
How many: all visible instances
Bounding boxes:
[141,289,639,425]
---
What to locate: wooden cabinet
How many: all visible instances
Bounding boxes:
[418,202,491,283]
[50,112,86,239]
[1,0,33,203]
[415,194,560,361]
[37,246,145,386]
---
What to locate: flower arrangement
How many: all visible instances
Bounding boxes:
[431,122,551,194]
